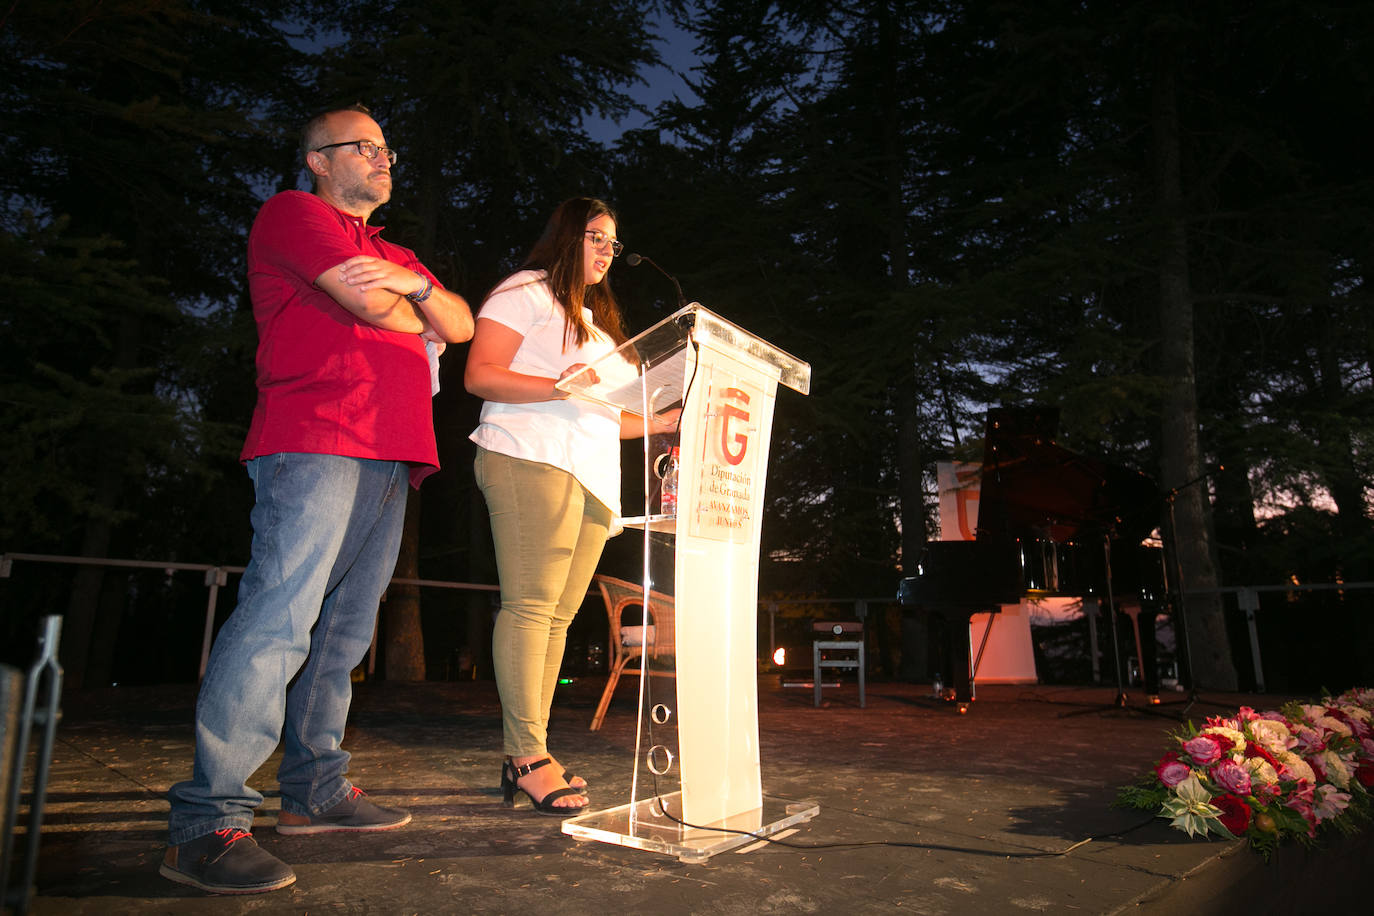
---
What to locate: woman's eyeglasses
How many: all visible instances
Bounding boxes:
[584,230,623,257]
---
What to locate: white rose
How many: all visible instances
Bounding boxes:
[1244,757,1279,785]
[1320,749,1352,789]
[1278,751,1315,785]
[1316,716,1353,738]
[1249,719,1292,754]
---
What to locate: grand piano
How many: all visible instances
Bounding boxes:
[897,407,1166,710]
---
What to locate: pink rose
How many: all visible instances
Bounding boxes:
[1155,752,1191,787]
[1294,726,1325,753]
[1212,759,1252,796]
[1183,735,1224,765]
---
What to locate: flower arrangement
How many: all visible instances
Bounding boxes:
[1115,687,1374,857]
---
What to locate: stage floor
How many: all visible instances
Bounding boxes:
[11,678,1370,914]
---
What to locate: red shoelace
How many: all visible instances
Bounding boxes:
[212,827,251,846]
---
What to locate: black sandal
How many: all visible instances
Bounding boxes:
[501,758,588,816]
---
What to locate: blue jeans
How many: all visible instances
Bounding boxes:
[167,453,408,845]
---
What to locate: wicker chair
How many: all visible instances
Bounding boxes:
[589,574,676,730]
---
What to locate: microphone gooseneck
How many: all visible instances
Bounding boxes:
[625,252,686,309]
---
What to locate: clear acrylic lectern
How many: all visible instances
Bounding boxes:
[557,304,817,862]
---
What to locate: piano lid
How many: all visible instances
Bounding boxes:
[974,407,1159,543]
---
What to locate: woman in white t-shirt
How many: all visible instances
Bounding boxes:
[466,197,675,815]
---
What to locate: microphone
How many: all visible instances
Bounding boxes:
[625,252,686,309]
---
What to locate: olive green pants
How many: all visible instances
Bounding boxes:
[475,447,612,756]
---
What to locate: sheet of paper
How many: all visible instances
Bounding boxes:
[604,350,689,416]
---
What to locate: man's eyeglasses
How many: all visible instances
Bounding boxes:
[584,229,623,257]
[313,139,399,166]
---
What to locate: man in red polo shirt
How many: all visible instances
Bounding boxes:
[163,104,473,895]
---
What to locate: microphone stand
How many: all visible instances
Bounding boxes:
[1102,533,1128,708]
[1154,471,1231,718]
[1060,527,1165,719]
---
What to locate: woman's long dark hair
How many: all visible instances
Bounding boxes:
[519,197,628,349]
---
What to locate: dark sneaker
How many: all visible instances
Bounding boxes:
[160,827,296,895]
[275,786,412,835]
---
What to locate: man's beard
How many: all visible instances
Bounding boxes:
[339,173,391,210]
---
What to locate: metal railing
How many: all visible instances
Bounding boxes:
[2,554,893,678]
[1189,582,1374,693]
[5,552,1367,692]
[0,553,498,680]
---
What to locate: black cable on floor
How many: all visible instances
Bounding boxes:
[646,785,1161,858]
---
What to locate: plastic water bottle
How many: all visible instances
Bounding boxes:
[932,672,943,697]
[660,447,680,516]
